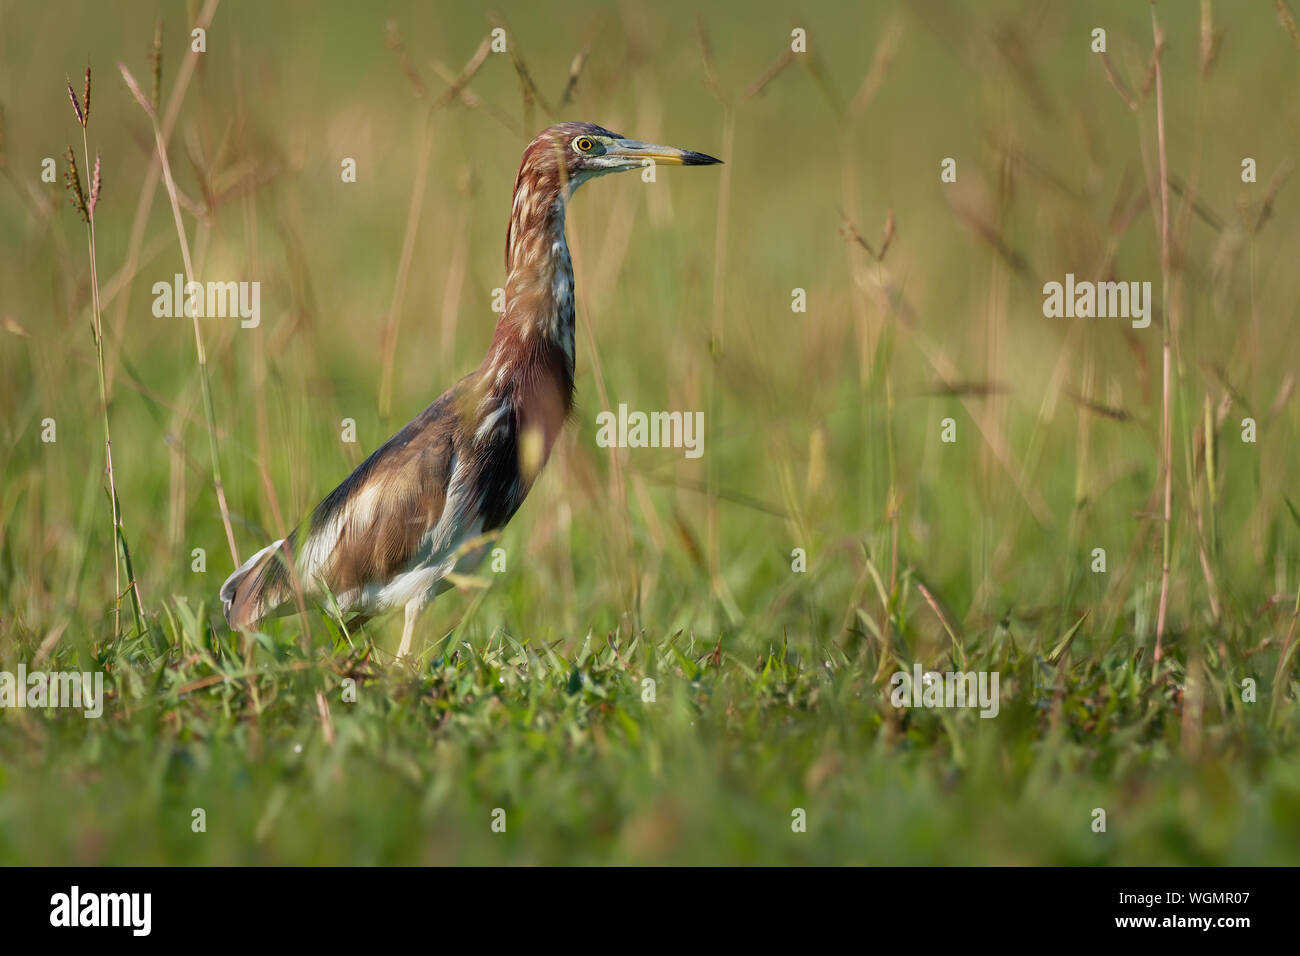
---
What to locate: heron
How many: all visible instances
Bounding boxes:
[220,122,721,658]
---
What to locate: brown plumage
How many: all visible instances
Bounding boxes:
[220,122,720,657]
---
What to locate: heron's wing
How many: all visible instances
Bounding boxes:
[305,405,458,595]
[221,389,468,629]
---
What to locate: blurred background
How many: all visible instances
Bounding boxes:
[1,1,1299,864]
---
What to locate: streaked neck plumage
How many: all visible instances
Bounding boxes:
[469,149,583,499]
[484,164,578,407]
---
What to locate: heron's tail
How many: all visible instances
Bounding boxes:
[219,538,296,630]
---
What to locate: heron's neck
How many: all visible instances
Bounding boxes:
[485,192,575,405]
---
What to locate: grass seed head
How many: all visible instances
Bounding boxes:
[89,152,102,217]
[150,20,163,114]
[66,77,85,128]
[63,145,88,223]
[83,65,92,127]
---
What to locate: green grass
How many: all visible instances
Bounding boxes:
[2,0,1300,864]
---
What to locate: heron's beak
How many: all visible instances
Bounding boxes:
[611,138,723,167]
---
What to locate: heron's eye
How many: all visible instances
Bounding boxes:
[575,137,594,153]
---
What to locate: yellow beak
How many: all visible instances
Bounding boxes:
[610,139,723,166]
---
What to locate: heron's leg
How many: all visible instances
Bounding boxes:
[396,600,421,660]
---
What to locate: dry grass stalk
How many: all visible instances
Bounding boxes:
[383,20,426,98]
[1200,0,1222,77]
[849,15,904,118]
[377,35,494,423]
[1151,8,1174,664]
[841,210,897,263]
[1277,0,1300,47]
[64,65,145,642]
[489,16,555,125]
[103,0,219,396]
[119,58,241,568]
[742,49,795,102]
[559,49,588,106]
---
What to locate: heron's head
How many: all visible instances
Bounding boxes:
[522,121,722,197]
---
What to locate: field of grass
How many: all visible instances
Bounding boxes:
[2,0,1300,865]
